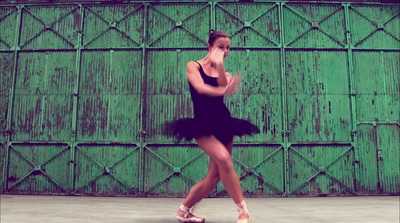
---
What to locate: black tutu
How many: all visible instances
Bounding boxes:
[162,117,260,145]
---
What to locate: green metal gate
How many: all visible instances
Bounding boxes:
[0,1,399,197]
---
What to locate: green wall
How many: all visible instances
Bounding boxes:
[0,1,399,196]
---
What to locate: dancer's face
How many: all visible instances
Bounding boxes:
[209,37,231,59]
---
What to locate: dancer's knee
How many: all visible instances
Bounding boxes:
[205,174,220,186]
[214,152,233,172]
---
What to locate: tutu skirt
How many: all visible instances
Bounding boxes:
[163,117,260,144]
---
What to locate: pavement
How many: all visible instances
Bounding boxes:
[1,195,399,223]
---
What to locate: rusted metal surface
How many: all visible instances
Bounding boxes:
[286,50,351,142]
[7,143,71,194]
[74,143,140,195]
[77,50,142,142]
[0,1,398,197]
[13,51,76,141]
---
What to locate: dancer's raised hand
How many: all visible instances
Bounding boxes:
[224,73,242,95]
[209,48,225,66]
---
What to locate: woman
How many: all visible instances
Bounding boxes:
[165,31,259,223]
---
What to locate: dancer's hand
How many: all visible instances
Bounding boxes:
[209,48,225,66]
[224,73,242,95]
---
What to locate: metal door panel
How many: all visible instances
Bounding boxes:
[80,50,142,95]
[143,144,208,195]
[349,4,400,49]
[145,94,193,143]
[19,5,80,50]
[0,93,7,142]
[7,143,70,194]
[353,51,399,122]
[0,144,5,193]
[74,143,140,195]
[286,50,349,95]
[11,95,73,139]
[286,50,351,142]
[224,50,281,95]
[12,95,73,141]
[83,4,144,49]
[353,51,399,94]
[15,51,77,95]
[216,2,280,48]
[13,51,76,141]
[224,49,282,142]
[147,3,210,48]
[216,145,284,196]
[357,124,379,193]
[376,125,399,193]
[0,52,14,143]
[0,6,17,50]
[288,144,355,195]
[288,95,351,142]
[226,94,282,143]
[77,95,141,142]
[356,95,399,122]
[78,50,142,142]
[283,3,346,48]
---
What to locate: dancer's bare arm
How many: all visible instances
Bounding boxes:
[186,61,237,97]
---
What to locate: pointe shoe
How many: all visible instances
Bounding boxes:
[176,205,205,223]
[176,214,205,223]
[237,219,249,223]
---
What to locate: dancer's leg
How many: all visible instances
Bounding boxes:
[195,136,249,220]
[177,141,233,219]
[181,141,233,208]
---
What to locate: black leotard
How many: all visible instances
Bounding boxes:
[163,61,259,144]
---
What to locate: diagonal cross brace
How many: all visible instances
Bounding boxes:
[73,145,139,192]
[19,6,78,48]
[231,146,284,193]
[8,144,70,192]
[0,7,18,21]
[217,3,279,46]
[351,7,400,46]
[82,4,142,47]
[289,145,354,194]
[147,4,208,46]
[284,4,346,47]
[143,146,205,193]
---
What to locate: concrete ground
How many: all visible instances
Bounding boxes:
[0,195,399,223]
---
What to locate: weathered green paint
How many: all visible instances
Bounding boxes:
[19,5,79,49]
[286,50,351,142]
[0,1,398,197]
[288,144,355,195]
[0,143,5,192]
[216,145,284,196]
[83,4,144,49]
[283,3,347,48]
[0,52,14,143]
[147,3,210,48]
[349,5,400,49]
[73,143,140,195]
[13,51,76,141]
[7,143,70,193]
[77,50,142,142]
[143,144,208,195]
[216,3,280,48]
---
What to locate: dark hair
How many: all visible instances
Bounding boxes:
[208,30,230,46]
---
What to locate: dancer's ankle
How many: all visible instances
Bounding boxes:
[180,204,191,212]
[236,200,250,219]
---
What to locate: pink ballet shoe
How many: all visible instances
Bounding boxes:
[236,200,249,223]
[237,219,249,223]
[176,204,205,223]
[176,214,205,223]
